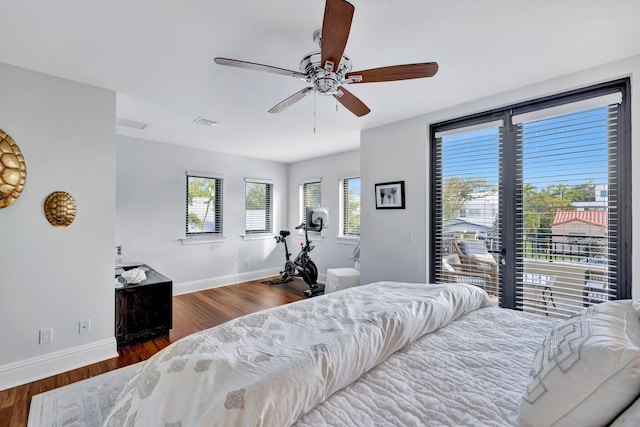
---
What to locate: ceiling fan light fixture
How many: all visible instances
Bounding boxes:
[193,117,218,127]
[299,48,352,96]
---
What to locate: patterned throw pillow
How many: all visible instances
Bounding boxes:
[519,300,640,427]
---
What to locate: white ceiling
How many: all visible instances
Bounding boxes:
[1,0,639,163]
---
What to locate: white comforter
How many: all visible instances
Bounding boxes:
[104,282,493,426]
[295,305,558,426]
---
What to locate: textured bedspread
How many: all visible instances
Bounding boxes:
[104,282,493,426]
[295,305,559,427]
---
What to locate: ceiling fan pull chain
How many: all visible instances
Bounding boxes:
[313,90,317,134]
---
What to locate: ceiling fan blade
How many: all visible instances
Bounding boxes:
[346,62,439,83]
[214,57,308,79]
[333,86,370,117]
[321,0,354,72]
[268,87,314,113]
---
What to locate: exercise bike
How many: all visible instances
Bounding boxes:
[268,218,324,297]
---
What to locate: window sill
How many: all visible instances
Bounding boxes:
[336,236,359,244]
[241,233,275,241]
[180,235,227,245]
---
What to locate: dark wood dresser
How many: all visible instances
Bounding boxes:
[115,265,172,350]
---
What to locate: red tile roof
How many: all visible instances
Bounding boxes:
[551,210,607,228]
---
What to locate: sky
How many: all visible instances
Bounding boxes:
[441,105,610,192]
[348,177,361,199]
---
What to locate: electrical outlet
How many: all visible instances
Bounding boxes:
[79,319,91,334]
[39,328,53,344]
[244,261,249,269]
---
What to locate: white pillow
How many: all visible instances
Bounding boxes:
[613,298,640,427]
[519,300,640,427]
[443,254,461,265]
[442,260,455,272]
[611,397,640,426]
[473,253,496,264]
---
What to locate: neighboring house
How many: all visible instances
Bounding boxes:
[573,184,609,210]
[443,217,493,236]
[462,191,499,219]
[550,210,608,256]
[442,191,500,251]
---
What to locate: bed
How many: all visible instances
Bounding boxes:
[97,281,640,426]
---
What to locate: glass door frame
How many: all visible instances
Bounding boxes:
[429,78,631,309]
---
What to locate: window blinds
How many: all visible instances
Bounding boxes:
[342,177,361,236]
[245,181,273,233]
[433,123,503,300]
[431,81,630,318]
[186,174,223,234]
[514,102,620,317]
[301,181,322,225]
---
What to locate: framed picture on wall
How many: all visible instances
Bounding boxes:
[375,181,405,209]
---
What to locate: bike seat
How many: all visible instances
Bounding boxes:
[279,230,290,237]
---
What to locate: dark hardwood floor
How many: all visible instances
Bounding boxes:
[0,277,304,427]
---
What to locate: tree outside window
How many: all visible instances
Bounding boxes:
[342,177,360,236]
[245,181,272,233]
[186,175,222,234]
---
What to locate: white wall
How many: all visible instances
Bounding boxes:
[0,62,117,390]
[116,136,289,294]
[116,139,360,293]
[288,149,361,279]
[360,121,428,284]
[360,55,640,299]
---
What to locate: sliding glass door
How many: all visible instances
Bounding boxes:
[433,121,503,302]
[513,94,623,317]
[431,80,631,316]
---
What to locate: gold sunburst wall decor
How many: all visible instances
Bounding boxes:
[0,129,27,208]
[44,191,77,227]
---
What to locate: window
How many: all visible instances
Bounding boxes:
[300,180,322,225]
[433,122,502,297]
[340,177,361,236]
[245,180,272,234]
[431,79,631,317]
[186,173,223,235]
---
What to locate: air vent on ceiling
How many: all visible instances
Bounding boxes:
[117,118,148,130]
[193,117,218,127]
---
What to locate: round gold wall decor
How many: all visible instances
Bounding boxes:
[44,191,77,227]
[0,129,27,208]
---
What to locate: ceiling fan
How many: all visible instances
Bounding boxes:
[214,0,438,117]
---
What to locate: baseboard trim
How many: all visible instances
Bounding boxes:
[173,267,281,295]
[1,269,325,390]
[0,338,118,391]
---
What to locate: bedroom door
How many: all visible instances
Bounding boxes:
[431,80,631,315]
